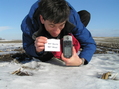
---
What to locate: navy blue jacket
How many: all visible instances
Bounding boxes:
[21,0,96,64]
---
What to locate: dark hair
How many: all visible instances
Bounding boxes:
[38,0,70,24]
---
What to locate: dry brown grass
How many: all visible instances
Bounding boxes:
[94,37,119,54]
[0,40,22,43]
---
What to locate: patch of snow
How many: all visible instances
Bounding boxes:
[0,43,119,89]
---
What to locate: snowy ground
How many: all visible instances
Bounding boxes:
[0,43,22,55]
[0,42,119,89]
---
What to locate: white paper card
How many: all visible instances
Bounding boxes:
[45,39,60,52]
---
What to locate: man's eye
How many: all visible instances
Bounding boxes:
[60,24,65,27]
[60,25,63,27]
[50,25,54,28]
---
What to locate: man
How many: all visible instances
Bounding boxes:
[21,0,96,66]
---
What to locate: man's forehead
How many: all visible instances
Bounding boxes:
[48,20,66,24]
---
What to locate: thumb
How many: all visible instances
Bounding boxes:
[72,46,76,54]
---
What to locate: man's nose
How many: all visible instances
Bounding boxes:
[54,27,60,31]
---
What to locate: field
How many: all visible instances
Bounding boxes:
[0,40,22,43]
[0,37,119,62]
[94,37,119,54]
[0,38,119,89]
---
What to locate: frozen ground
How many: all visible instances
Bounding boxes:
[0,40,119,89]
[0,43,22,55]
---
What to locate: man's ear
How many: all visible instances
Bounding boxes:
[40,15,44,24]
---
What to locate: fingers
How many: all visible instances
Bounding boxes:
[61,46,75,61]
[35,36,47,52]
[61,46,78,66]
[61,53,73,66]
[61,53,68,62]
[35,36,47,43]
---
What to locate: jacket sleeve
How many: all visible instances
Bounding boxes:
[21,15,43,58]
[68,5,96,64]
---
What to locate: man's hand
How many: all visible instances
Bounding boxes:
[35,36,47,52]
[61,46,83,66]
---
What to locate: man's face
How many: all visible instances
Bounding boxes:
[40,15,66,37]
